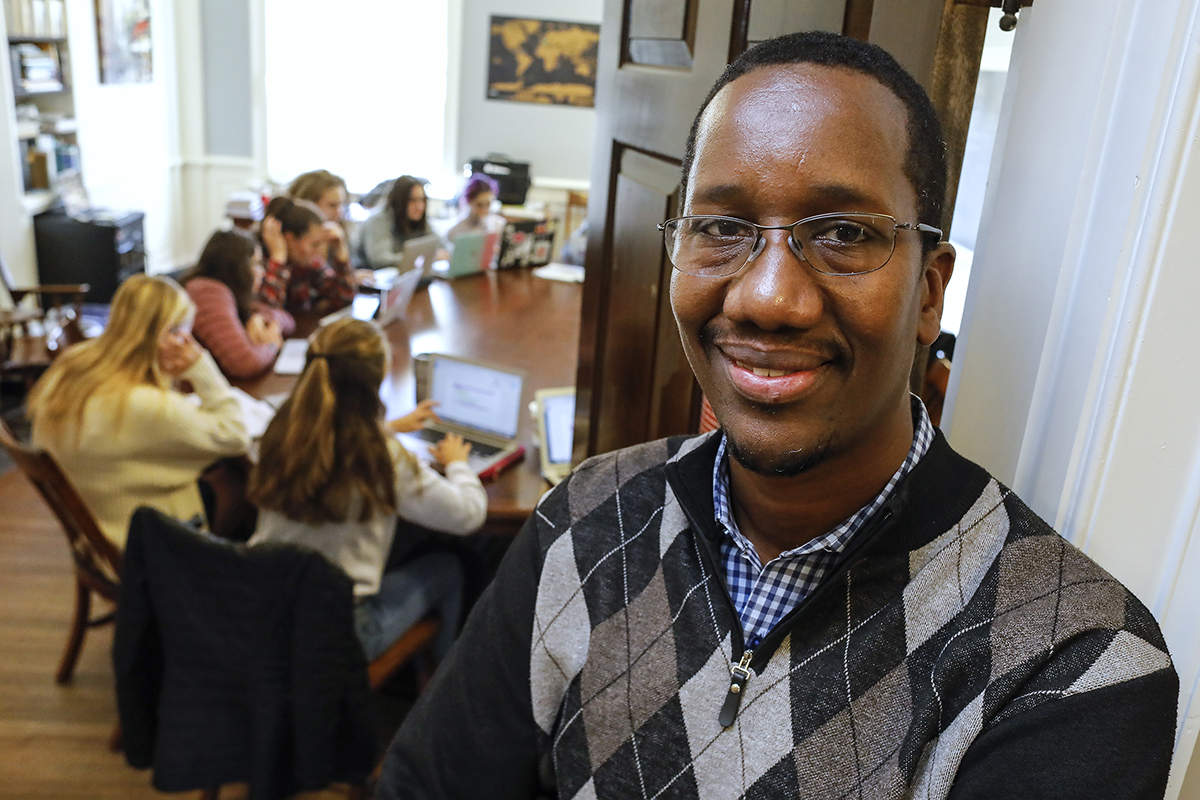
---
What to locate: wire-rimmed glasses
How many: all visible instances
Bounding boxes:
[657,212,943,278]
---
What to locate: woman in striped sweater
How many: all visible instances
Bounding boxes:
[183,229,295,381]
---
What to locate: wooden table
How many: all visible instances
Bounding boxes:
[240,267,582,536]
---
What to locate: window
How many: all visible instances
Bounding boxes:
[263,0,450,193]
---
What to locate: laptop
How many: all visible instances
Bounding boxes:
[437,230,498,279]
[535,387,575,485]
[398,353,526,476]
[317,293,381,327]
[376,266,424,324]
[397,233,442,278]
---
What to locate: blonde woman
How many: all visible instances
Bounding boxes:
[287,169,352,268]
[27,274,250,547]
[247,318,486,660]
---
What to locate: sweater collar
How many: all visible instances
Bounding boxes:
[664,428,992,558]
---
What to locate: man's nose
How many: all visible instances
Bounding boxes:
[723,229,825,331]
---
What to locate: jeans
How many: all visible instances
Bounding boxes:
[354,552,463,662]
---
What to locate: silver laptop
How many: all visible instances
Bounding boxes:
[535,387,575,485]
[376,266,424,325]
[399,353,526,476]
[318,294,381,327]
[398,233,442,278]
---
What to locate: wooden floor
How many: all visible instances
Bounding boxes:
[0,467,359,799]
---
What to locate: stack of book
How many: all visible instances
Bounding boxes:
[5,0,67,38]
[10,42,62,93]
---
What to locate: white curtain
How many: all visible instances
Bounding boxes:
[263,0,449,193]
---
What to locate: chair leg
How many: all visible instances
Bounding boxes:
[55,577,90,684]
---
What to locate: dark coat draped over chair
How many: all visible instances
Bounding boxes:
[113,507,376,799]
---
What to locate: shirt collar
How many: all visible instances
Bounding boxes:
[712,395,935,565]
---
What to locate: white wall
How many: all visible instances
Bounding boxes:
[455,0,601,185]
[944,0,1200,794]
[171,0,259,268]
[64,0,184,273]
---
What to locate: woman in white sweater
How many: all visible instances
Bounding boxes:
[247,318,486,660]
[27,274,250,547]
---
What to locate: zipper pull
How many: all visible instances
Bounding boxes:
[719,648,754,727]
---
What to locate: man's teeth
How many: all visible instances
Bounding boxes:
[736,361,790,378]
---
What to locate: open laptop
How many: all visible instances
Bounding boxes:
[535,387,575,485]
[398,353,526,476]
[317,293,381,327]
[397,233,442,279]
[376,266,424,324]
[436,230,500,279]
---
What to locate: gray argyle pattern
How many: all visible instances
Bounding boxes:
[528,436,1173,800]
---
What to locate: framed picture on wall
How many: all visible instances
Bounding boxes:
[95,0,152,84]
[487,16,600,107]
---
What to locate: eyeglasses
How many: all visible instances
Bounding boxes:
[657,212,943,278]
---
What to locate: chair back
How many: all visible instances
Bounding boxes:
[0,419,121,594]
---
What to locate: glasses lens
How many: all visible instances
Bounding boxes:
[794,214,897,275]
[664,217,756,277]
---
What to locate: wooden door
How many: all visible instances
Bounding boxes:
[573,0,987,461]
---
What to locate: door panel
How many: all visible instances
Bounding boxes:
[628,0,697,66]
[593,149,684,454]
[748,0,846,44]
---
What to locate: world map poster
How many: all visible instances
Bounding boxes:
[487,16,601,107]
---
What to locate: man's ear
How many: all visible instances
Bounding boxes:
[917,243,955,347]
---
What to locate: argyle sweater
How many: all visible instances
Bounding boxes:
[381,431,1178,799]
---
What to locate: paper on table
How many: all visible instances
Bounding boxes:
[532,262,585,283]
[230,387,277,439]
[274,339,309,375]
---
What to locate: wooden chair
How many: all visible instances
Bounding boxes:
[0,250,88,389]
[0,418,121,684]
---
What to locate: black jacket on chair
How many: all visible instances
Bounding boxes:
[114,507,376,799]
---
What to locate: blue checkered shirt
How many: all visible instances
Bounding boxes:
[713,397,935,649]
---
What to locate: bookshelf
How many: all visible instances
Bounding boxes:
[4,0,77,203]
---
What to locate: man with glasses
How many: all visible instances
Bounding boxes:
[381,31,1177,799]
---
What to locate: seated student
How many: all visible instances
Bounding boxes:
[286,169,352,270]
[183,229,296,381]
[257,196,357,315]
[446,173,507,245]
[247,318,487,661]
[26,274,250,548]
[357,175,446,272]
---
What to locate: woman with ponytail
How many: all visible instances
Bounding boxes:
[247,318,486,660]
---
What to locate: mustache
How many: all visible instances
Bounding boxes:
[702,322,851,366]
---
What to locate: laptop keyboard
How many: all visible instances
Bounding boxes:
[410,427,502,457]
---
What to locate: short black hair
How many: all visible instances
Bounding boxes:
[680,31,947,234]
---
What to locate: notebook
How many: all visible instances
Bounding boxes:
[274,338,310,375]
[535,387,575,486]
[398,353,526,476]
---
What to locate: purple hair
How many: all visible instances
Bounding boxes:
[464,173,500,202]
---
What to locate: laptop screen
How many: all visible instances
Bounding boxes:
[429,357,523,439]
[351,294,380,320]
[542,393,575,465]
